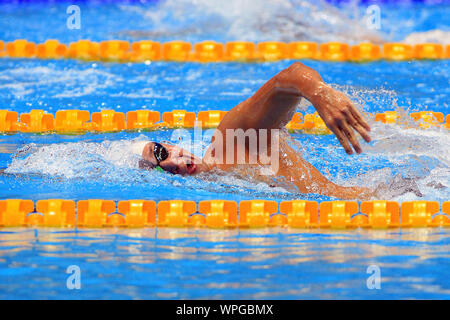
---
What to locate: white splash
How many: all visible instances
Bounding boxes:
[346,121,450,202]
[0,66,118,99]
[6,138,143,180]
[121,0,382,43]
[402,30,450,45]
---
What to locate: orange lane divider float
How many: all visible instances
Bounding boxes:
[162,41,192,62]
[34,200,76,227]
[5,39,36,58]
[198,200,238,228]
[285,113,304,131]
[194,41,224,63]
[288,42,318,60]
[0,200,449,228]
[446,115,450,130]
[85,110,126,132]
[400,201,443,227]
[19,109,55,133]
[374,111,448,129]
[77,200,116,227]
[238,200,279,228]
[55,110,90,133]
[359,200,400,228]
[0,40,4,57]
[36,40,67,59]
[303,112,332,134]
[279,200,319,228]
[319,42,350,62]
[374,111,399,124]
[256,42,288,61]
[443,201,450,220]
[162,110,196,128]
[319,201,359,228]
[117,200,157,227]
[225,41,256,61]
[157,200,197,227]
[414,43,444,60]
[197,110,227,128]
[66,40,99,60]
[383,43,413,61]
[350,43,382,62]
[99,40,130,61]
[126,110,161,130]
[129,41,161,62]
[410,111,444,128]
[0,199,34,227]
[0,110,19,132]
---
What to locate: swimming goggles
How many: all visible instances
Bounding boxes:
[153,142,169,172]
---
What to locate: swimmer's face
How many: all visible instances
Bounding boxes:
[140,142,201,175]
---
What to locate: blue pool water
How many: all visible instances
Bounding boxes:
[0,0,449,299]
[1,228,449,299]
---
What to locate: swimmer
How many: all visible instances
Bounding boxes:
[137,62,413,199]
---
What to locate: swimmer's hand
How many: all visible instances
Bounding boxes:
[308,84,371,155]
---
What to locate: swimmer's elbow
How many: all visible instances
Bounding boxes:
[286,61,307,73]
[272,62,323,94]
[285,62,321,79]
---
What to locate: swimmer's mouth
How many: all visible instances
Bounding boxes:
[187,162,196,175]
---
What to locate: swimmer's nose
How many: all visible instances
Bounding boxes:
[170,146,186,159]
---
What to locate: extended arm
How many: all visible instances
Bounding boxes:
[218,62,371,154]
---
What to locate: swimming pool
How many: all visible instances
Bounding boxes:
[0,0,449,299]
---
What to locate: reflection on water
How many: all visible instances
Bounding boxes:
[0,228,449,299]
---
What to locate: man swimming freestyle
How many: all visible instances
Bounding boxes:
[139,62,375,199]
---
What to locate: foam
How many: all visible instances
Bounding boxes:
[344,120,450,202]
[0,66,118,99]
[402,30,450,45]
[121,0,382,43]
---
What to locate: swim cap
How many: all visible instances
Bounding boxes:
[131,141,150,156]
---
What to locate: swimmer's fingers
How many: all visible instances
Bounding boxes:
[348,103,371,132]
[345,111,371,143]
[328,107,362,154]
[341,122,362,154]
[332,126,353,155]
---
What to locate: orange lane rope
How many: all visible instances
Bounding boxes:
[0,199,448,229]
[1,40,449,62]
[0,110,448,134]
